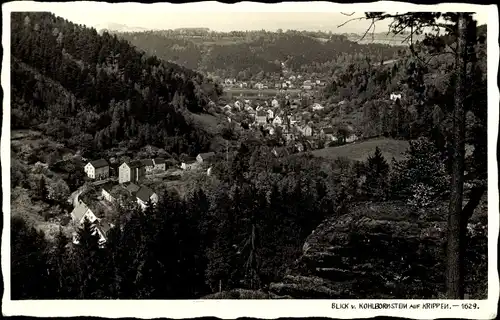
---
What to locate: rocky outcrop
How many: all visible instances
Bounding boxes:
[268,200,487,299]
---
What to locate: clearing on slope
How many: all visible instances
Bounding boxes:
[311,138,410,162]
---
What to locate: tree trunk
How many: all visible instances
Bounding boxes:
[446,13,468,299]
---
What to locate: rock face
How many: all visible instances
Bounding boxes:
[202,288,291,299]
[269,201,487,299]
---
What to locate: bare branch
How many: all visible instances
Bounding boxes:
[337,16,365,28]
[359,18,376,42]
[340,12,356,16]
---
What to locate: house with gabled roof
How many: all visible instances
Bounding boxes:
[255,110,267,125]
[70,200,99,225]
[321,127,338,141]
[141,159,154,173]
[136,185,158,211]
[119,160,145,184]
[153,158,166,171]
[124,182,141,196]
[84,159,109,180]
[196,152,216,164]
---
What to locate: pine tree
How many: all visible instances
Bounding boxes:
[364,147,390,200]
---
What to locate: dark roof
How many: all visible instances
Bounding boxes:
[125,160,143,169]
[98,220,112,234]
[323,127,335,134]
[101,182,115,193]
[90,159,109,169]
[154,158,166,164]
[124,183,140,195]
[256,110,267,117]
[136,186,155,202]
[141,159,154,166]
[198,152,215,160]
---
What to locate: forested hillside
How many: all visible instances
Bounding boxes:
[116,30,403,79]
[11,12,222,157]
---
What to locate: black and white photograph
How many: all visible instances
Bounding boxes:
[1,1,498,318]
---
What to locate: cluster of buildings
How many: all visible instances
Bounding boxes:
[83,158,167,182]
[222,74,327,91]
[72,157,168,246]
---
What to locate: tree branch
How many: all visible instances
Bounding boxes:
[337,16,366,29]
[461,184,486,226]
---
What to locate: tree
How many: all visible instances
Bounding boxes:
[36,175,48,201]
[364,147,390,199]
[48,179,70,204]
[341,12,480,298]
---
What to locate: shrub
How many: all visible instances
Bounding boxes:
[390,137,449,200]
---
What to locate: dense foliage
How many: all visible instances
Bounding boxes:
[11,134,487,299]
[11,12,222,157]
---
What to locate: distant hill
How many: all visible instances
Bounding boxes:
[11,12,223,157]
[116,29,404,79]
[97,22,149,34]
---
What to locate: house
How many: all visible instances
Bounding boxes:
[197,152,216,164]
[118,160,145,184]
[248,109,256,119]
[271,98,279,108]
[223,104,232,112]
[234,101,243,110]
[301,125,313,137]
[141,159,155,173]
[70,200,99,225]
[255,111,267,125]
[255,82,264,90]
[312,103,324,111]
[72,220,110,247]
[267,109,274,119]
[273,115,283,126]
[181,162,198,170]
[94,220,112,246]
[136,186,159,211]
[322,127,337,141]
[316,80,321,85]
[390,93,402,101]
[101,183,117,203]
[102,183,132,206]
[346,134,359,143]
[153,158,166,171]
[289,75,296,81]
[303,85,312,90]
[84,159,110,180]
[124,182,141,196]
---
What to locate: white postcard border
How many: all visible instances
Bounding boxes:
[1,1,498,319]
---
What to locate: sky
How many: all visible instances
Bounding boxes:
[42,2,489,33]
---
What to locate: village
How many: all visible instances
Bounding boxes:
[69,152,217,246]
[217,91,403,151]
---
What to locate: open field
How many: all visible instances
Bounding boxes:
[311,137,410,162]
